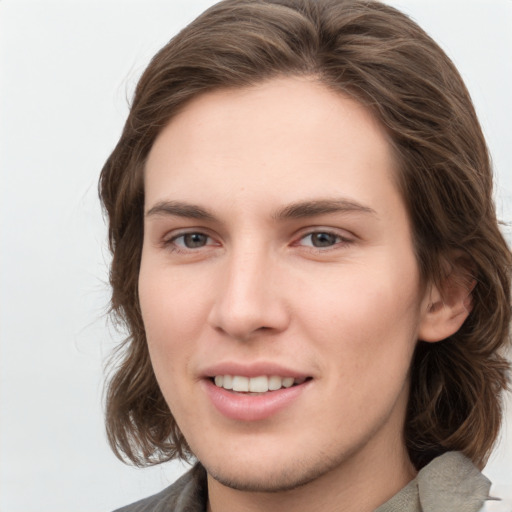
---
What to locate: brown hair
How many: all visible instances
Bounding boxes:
[99,0,511,469]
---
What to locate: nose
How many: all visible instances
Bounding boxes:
[207,246,290,341]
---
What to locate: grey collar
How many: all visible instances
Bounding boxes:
[375,451,492,512]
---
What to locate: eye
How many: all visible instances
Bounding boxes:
[167,232,214,250]
[298,231,350,249]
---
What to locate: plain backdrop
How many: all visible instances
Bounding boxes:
[1,1,511,511]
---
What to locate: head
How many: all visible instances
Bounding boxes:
[100,0,511,474]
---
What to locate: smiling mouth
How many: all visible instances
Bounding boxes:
[211,375,311,393]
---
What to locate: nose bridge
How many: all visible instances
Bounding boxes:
[208,239,287,339]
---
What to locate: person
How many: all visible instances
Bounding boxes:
[99,0,511,511]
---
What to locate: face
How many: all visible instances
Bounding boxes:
[139,77,430,492]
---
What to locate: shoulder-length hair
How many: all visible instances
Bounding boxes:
[99,0,511,469]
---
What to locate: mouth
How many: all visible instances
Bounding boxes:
[210,375,311,394]
[203,369,312,421]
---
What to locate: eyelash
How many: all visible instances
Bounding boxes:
[295,230,353,251]
[163,231,218,253]
[162,228,353,254]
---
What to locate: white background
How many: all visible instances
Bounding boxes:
[1,1,511,511]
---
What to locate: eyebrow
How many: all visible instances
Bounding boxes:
[273,198,377,220]
[145,198,377,221]
[146,201,215,220]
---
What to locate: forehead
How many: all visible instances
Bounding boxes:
[144,77,401,218]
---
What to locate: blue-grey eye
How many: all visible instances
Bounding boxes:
[306,232,340,247]
[179,233,209,248]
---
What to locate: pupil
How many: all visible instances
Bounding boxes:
[184,233,207,248]
[312,232,336,247]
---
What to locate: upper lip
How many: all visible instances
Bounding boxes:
[199,361,311,379]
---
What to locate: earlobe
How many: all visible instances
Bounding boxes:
[418,258,476,343]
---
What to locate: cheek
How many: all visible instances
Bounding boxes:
[139,258,209,330]
[138,270,208,422]
[138,262,211,379]
[296,260,422,374]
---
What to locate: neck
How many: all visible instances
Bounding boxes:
[206,438,416,512]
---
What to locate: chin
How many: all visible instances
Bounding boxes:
[202,450,347,493]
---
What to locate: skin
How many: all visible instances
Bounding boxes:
[139,77,467,512]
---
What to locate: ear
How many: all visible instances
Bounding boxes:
[418,254,476,343]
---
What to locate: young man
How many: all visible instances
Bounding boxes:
[100,1,511,511]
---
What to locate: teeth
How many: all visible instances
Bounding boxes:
[223,374,233,390]
[232,376,249,392]
[282,377,294,388]
[249,376,268,392]
[213,375,306,392]
[268,375,282,391]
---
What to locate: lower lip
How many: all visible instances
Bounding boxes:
[202,379,310,422]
